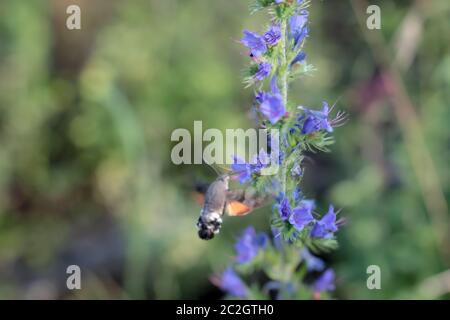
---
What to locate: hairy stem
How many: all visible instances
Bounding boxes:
[279,19,289,193]
[280,19,288,107]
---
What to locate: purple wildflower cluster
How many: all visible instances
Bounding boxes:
[256,77,286,124]
[299,102,333,134]
[231,149,270,184]
[218,229,336,298]
[264,25,282,46]
[275,194,339,238]
[297,101,347,135]
[239,3,310,124]
[215,0,345,299]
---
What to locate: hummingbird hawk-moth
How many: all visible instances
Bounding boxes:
[196,174,272,240]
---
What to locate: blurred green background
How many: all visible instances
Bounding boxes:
[0,0,449,299]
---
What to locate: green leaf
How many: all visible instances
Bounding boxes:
[302,132,335,153]
[306,237,339,254]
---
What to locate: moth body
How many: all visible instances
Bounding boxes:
[195,173,271,240]
[197,175,229,240]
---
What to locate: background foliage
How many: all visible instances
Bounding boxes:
[0,0,449,299]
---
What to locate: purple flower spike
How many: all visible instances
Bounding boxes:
[241,30,267,57]
[220,267,248,298]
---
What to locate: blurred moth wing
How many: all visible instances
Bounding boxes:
[225,188,272,216]
[195,183,272,216]
[226,201,251,216]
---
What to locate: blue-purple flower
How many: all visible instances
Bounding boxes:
[300,101,333,134]
[289,200,314,231]
[275,193,292,220]
[289,10,309,48]
[255,91,267,104]
[219,267,248,298]
[241,30,267,57]
[310,205,338,238]
[231,156,252,184]
[292,186,302,204]
[263,24,282,46]
[252,148,270,169]
[313,269,335,292]
[291,51,306,66]
[229,0,343,300]
[231,150,271,184]
[260,95,285,124]
[254,62,272,81]
[301,248,325,272]
[257,77,286,124]
[235,226,268,264]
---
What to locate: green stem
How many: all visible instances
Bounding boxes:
[280,19,288,107]
[279,19,289,193]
